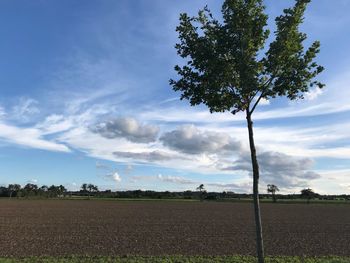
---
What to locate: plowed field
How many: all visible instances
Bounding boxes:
[1,200,349,256]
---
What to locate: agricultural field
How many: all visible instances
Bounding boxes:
[0,200,349,259]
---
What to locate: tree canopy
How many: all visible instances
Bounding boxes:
[170,0,324,116]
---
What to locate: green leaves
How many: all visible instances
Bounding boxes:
[264,0,324,100]
[170,0,324,115]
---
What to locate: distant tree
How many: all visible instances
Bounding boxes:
[8,184,21,198]
[133,189,142,198]
[39,185,49,197]
[87,184,94,193]
[40,185,49,192]
[81,183,88,194]
[301,188,316,204]
[23,183,38,197]
[267,184,279,203]
[92,185,98,193]
[197,184,205,192]
[58,185,67,197]
[184,190,193,199]
[170,0,323,261]
[196,184,206,201]
[0,186,8,197]
[85,184,98,199]
[48,185,59,197]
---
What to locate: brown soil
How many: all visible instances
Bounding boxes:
[0,200,349,256]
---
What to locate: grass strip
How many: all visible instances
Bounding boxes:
[0,256,349,263]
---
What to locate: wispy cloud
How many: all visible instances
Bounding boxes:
[158,174,197,185]
[11,97,40,122]
[35,114,73,135]
[96,161,122,183]
[0,122,70,152]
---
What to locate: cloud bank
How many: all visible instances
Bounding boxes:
[92,117,159,143]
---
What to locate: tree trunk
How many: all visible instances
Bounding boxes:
[246,110,265,263]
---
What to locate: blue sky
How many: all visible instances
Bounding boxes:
[0,0,349,194]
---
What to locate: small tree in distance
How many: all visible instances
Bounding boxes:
[58,185,67,197]
[170,0,324,262]
[81,183,99,199]
[196,184,205,192]
[301,188,316,204]
[8,184,21,199]
[267,184,279,203]
[196,184,206,201]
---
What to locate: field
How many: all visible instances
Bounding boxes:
[1,200,349,260]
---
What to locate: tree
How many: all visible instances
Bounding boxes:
[170,1,323,261]
[196,184,206,201]
[8,184,21,198]
[23,183,38,197]
[84,183,98,199]
[87,183,94,193]
[92,185,99,193]
[267,184,279,203]
[81,183,88,192]
[39,185,49,197]
[48,185,59,197]
[58,185,67,197]
[196,184,205,192]
[300,188,316,204]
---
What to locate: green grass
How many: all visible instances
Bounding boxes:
[259,199,350,205]
[0,256,349,263]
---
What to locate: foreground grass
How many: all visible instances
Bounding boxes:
[0,256,349,263]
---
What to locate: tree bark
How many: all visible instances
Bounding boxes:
[246,110,265,263]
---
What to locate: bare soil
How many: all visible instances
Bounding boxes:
[0,200,349,256]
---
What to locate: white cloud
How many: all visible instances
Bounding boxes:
[27,179,38,184]
[221,151,320,189]
[35,114,73,135]
[64,182,80,191]
[158,174,197,185]
[96,161,122,183]
[259,98,270,105]
[206,182,251,193]
[310,169,350,195]
[0,122,70,152]
[12,97,40,122]
[110,171,121,182]
[160,125,241,155]
[304,87,323,101]
[92,117,159,143]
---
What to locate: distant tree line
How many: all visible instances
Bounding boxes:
[0,183,68,198]
[0,183,349,202]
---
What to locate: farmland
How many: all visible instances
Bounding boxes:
[0,200,349,258]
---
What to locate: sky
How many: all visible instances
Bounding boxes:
[0,0,349,194]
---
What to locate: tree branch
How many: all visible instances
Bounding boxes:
[249,92,264,115]
[249,76,275,115]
